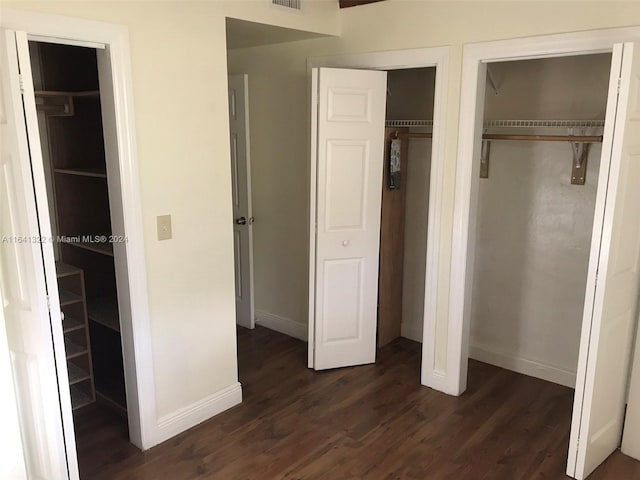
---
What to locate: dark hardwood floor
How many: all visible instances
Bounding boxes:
[74,326,640,479]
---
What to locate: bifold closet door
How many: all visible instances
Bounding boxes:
[568,41,640,480]
[309,67,387,370]
[0,29,71,479]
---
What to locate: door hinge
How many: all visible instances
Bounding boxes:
[46,295,51,312]
[19,74,25,94]
[617,77,622,94]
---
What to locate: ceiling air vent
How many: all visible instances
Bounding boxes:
[272,0,302,11]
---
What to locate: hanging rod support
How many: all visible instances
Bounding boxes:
[478,135,597,184]
[480,140,490,179]
[487,66,500,96]
[571,142,590,185]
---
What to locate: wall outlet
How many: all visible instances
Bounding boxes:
[157,214,172,241]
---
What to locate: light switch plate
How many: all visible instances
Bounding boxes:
[157,214,172,241]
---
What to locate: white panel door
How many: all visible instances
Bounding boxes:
[622,319,640,460]
[311,67,387,370]
[228,74,254,329]
[568,42,640,480]
[0,286,28,479]
[0,29,69,479]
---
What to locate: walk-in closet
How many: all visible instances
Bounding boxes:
[378,67,434,347]
[469,53,612,388]
[29,41,130,474]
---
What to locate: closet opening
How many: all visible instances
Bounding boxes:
[307,59,444,377]
[468,52,612,465]
[28,40,137,476]
[378,67,435,356]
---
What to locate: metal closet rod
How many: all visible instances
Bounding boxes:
[482,134,603,143]
[392,133,603,143]
[393,132,432,139]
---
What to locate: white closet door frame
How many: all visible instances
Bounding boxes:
[0,8,158,453]
[307,47,450,391]
[450,25,640,480]
[450,26,640,395]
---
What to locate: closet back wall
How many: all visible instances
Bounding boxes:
[470,55,611,388]
[402,138,431,342]
[386,67,435,121]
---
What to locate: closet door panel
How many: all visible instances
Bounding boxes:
[0,28,70,480]
[311,67,387,370]
[569,41,640,480]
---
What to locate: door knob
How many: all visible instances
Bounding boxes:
[236,216,247,225]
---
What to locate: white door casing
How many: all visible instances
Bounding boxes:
[228,74,255,329]
[568,42,640,480]
[310,67,387,370]
[306,47,449,385]
[0,28,69,479]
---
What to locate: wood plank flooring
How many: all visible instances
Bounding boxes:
[74,326,640,479]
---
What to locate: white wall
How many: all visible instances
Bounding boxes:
[401,138,431,342]
[469,55,610,387]
[471,142,601,387]
[386,67,435,121]
[484,54,612,120]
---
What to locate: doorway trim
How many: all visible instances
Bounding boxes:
[449,25,640,396]
[307,46,449,390]
[1,7,157,454]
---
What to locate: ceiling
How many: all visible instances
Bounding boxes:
[226,18,328,50]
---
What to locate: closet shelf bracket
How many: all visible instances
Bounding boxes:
[35,94,74,116]
[480,140,490,178]
[479,134,600,185]
[487,65,500,96]
[570,142,590,185]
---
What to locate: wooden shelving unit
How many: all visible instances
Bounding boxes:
[34,90,100,116]
[54,167,107,178]
[36,42,127,414]
[88,296,120,332]
[66,241,114,257]
[56,262,95,410]
[35,89,100,97]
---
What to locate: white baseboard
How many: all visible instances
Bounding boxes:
[401,322,423,343]
[255,310,307,341]
[469,343,576,388]
[154,382,242,446]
